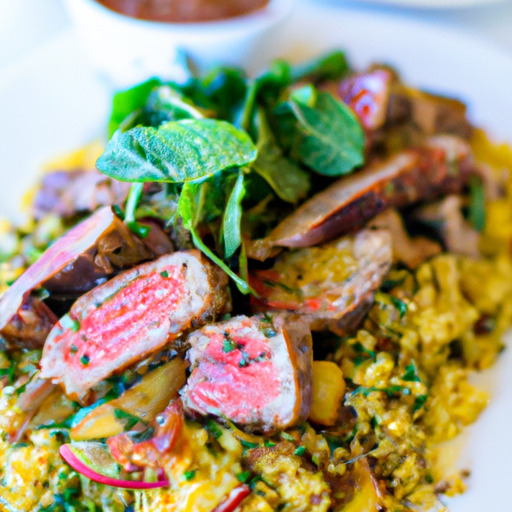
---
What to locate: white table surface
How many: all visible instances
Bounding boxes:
[1,0,512,74]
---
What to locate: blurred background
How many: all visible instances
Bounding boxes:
[1,0,512,73]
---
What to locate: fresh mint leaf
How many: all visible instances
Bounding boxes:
[222,170,245,258]
[143,85,207,123]
[239,59,292,133]
[178,183,255,295]
[290,84,317,107]
[108,78,161,137]
[200,66,248,122]
[97,119,257,184]
[252,109,310,203]
[289,88,365,176]
[290,50,349,83]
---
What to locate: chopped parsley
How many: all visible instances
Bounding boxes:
[389,295,408,318]
[413,394,429,412]
[402,363,421,382]
[351,385,411,397]
[113,408,145,430]
[80,354,90,366]
[352,342,377,365]
[263,327,276,338]
[375,292,408,318]
[160,270,169,278]
[238,351,250,367]
[222,334,237,353]
[0,361,16,385]
[183,470,196,481]
[205,419,223,440]
[240,439,259,449]
[294,445,306,456]
[60,315,80,333]
[236,470,251,483]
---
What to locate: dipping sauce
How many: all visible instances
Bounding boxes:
[95,0,271,22]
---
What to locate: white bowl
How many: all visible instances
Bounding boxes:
[62,0,293,87]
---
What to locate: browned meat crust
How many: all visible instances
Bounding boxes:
[181,314,313,432]
[0,207,156,348]
[264,135,475,249]
[39,251,231,399]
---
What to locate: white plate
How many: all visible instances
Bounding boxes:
[1,2,511,510]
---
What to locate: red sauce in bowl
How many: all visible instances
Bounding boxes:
[95,0,271,23]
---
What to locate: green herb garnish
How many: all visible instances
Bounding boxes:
[402,363,421,382]
[183,470,197,481]
[469,175,486,232]
[60,315,80,333]
[294,446,306,456]
[205,419,223,440]
[236,470,251,483]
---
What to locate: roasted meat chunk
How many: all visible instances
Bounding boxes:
[0,296,57,349]
[251,229,392,335]
[181,314,313,432]
[404,88,473,140]
[40,251,230,399]
[264,135,475,249]
[368,209,441,268]
[0,207,155,347]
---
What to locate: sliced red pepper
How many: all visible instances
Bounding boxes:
[212,484,251,512]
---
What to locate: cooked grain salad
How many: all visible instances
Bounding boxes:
[0,51,511,512]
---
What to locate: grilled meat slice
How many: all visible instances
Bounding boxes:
[0,207,155,347]
[40,251,230,399]
[368,209,441,268]
[181,314,313,432]
[251,229,392,335]
[263,135,475,249]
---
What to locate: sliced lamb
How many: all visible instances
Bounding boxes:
[181,314,313,433]
[40,251,230,399]
[0,207,158,347]
[263,135,475,249]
